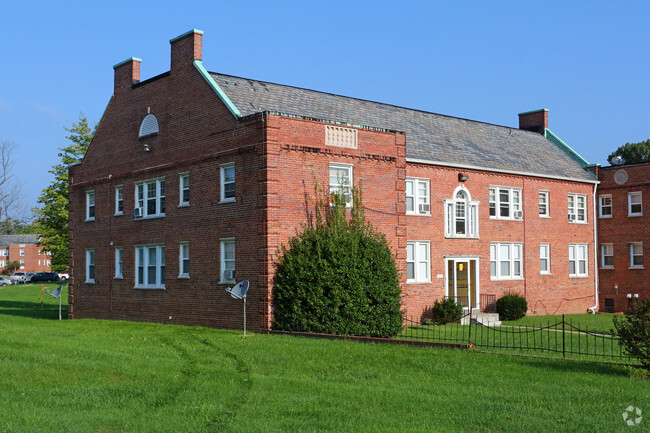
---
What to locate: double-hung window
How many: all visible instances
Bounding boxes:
[135,178,165,218]
[538,191,549,217]
[115,247,123,278]
[490,243,523,280]
[445,187,478,238]
[86,249,95,283]
[220,239,235,283]
[179,173,190,206]
[135,245,165,288]
[115,186,123,216]
[179,242,189,278]
[629,242,643,268]
[569,244,588,277]
[86,191,95,221]
[628,192,642,216]
[329,163,353,207]
[568,193,587,223]
[598,195,612,218]
[406,178,430,215]
[406,241,430,283]
[220,163,235,202]
[600,244,614,268]
[489,187,522,220]
[540,243,550,274]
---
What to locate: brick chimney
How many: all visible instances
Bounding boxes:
[170,29,203,71]
[518,109,548,134]
[113,57,141,92]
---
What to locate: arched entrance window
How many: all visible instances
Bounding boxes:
[445,186,479,238]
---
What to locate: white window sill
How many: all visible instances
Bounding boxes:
[219,198,236,204]
[406,212,431,217]
[134,214,166,221]
[85,280,95,284]
[445,235,480,239]
[628,266,644,270]
[114,276,123,280]
[628,214,643,218]
[134,286,166,290]
[490,277,524,281]
[114,212,123,217]
[178,275,190,279]
[489,217,523,222]
[568,221,588,224]
[406,279,431,284]
[598,215,612,219]
[600,266,614,270]
[569,275,589,279]
[540,272,552,276]
[85,218,95,222]
[178,203,190,208]
[538,215,550,219]
[219,280,236,285]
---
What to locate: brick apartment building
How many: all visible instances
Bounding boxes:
[68,30,599,330]
[0,234,51,273]
[596,163,650,312]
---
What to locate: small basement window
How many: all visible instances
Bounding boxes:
[139,113,159,138]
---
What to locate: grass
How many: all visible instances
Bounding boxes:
[0,284,647,432]
[502,313,620,334]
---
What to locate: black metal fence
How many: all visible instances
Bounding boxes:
[398,311,635,363]
[443,295,497,313]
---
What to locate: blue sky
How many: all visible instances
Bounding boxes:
[1,1,649,213]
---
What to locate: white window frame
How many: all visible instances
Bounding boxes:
[220,163,235,203]
[179,173,190,207]
[540,243,550,275]
[600,243,614,269]
[135,244,165,289]
[114,186,124,216]
[19,249,25,257]
[568,193,587,223]
[406,241,430,283]
[444,186,479,238]
[179,242,189,278]
[220,238,235,283]
[406,178,430,215]
[569,244,589,278]
[489,186,523,220]
[538,191,550,218]
[629,242,644,269]
[115,247,123,279]
[86,191,95,221]
[628,192,642,217]
[86,249,95,283]
[598,194,612,218]
[329,163,353,207]
[134,178,165,219]
[490,242,523,280]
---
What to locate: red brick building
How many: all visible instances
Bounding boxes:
[0,235,51,273]
[596,163,650,312]
[68,30,599,330]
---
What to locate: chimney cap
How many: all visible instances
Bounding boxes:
[517,108,548,116]
[113,57,142,69]
[169,29,204,44]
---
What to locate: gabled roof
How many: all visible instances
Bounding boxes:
[208,72,595,182]
[0,235,40,248]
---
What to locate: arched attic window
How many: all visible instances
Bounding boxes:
[445,186,479,238]
[139,113,159,138]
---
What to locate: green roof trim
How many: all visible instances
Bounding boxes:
[544,128,591,168]
[170,29,204,43]
[518,108,548,116]
[113,57,142,69]
[193,60,241,118]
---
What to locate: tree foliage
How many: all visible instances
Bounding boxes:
[272,183,402,338]
[4,260,20,274]
[613,293,650,369]
[608,139,650,165]
[33,114,94,272]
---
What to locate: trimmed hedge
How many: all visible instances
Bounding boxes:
[496,293,528,321]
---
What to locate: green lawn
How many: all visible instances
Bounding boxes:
[502,313,620,334]
[0,284,647,432]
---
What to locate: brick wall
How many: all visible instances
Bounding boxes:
[597,163,650,312]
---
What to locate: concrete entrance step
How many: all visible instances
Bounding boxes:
[460,311,501,326]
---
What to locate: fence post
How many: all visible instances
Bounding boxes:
[562,314,566,358]
[468,308,473,345]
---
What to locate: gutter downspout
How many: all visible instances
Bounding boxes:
[588,182,599,313]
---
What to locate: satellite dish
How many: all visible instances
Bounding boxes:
[611,155,626,166]
[225,280,250,335]
[45,285,63,320]
[225,280,249,300]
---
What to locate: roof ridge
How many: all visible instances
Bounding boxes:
[208,71,539,134]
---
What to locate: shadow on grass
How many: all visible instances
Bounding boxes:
[517,354,636,377]
[0,299,68,320]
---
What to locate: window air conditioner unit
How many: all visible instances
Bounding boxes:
[134,207,144,218]
[342,194,352,205]
[514,210,523,219]
[419,203,431,214]
[568,214,576,221]
[223,270,235,281]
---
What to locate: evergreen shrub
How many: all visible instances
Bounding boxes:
[496,292,528,321]
[613,293,650,369]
